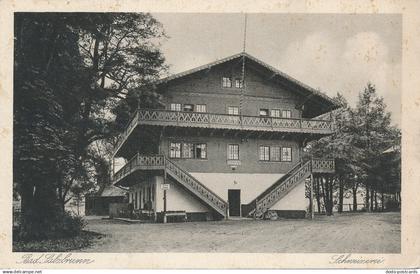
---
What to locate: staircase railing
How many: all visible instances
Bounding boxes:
[164,158,228,217]
[245,160,312,218]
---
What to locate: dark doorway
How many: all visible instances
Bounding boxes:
[228,189,241,217]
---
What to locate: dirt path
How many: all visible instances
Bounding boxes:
[82,212,400,253]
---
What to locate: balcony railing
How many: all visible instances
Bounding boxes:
[114,109,334,155]
[113,154,165,183]
[312,158,335,173]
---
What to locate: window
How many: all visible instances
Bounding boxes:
[228,144,239,160]
[183,104,194,112]
[196,104,207,113]
[270,146,281,162]
[182,143,194,158]
[169,142,181,158]
[195,144,207,159]
[281,147,292,162]
[222,77,232,88]
[228,106,239,115]
[170,142,207,159]
[170,103,181,111]
[235,78,244,88]
[259,146,270,161]
[259,109,269,117]
[282,110,291,118]
[271,109,281,118]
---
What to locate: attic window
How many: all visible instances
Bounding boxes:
[235,78,244,88]
[222,77,232,88]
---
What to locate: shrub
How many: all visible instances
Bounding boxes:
[61,212,86,237]
[385,200,400,211]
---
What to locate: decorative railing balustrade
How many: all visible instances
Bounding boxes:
[113,154,228,217]
[114,109,334,154]
[312,159,335,173]
[113,154,165,183]
[253,160,312,218]
[165,158,228,216]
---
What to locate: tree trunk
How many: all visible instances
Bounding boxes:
[365,186,370,212]
[374,191,378,211]
[370,188,374,212]
[352,184,358,212]
[381,191,385,211]
[316,177,321,213]
[338,177,344,213]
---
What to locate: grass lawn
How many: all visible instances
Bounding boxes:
[81,212,400,253]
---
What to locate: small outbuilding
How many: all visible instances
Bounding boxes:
[85,185,127,216]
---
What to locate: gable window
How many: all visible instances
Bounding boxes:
[222,77,232,88]
[259,146,270,161]
[270,146,281,162]
[282,110,291,118]
[235,78,244,88]
[228,106,239,115]
[196,104,207,113]
[195,144,207,159]
[183,104,194,112]
[182,143,194,158]
[228,144,239,160]
[170,103,181,111]
[281,147,292,162]
[259,109,269,117]
[271,109,281,118]
[169,142,181,158]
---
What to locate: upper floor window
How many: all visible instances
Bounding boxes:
[182,143,194,158]
[169,142,181,158]
[271,109,281,118]
[196,104,207,113]
[228,144,239,160]
[281,147,292,162]
[259,146,270,161]
[228,106,239,115]
[170,103,181,111]
[195,144,207,159]
[171,142,207,159]
[259,109,269,117]
[222,77,232,88]
[183,104,194,112]
[282,110,291,118]
[235,78,244,88]
[270,146,281,162]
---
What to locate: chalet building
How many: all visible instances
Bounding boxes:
[112,52,339,222]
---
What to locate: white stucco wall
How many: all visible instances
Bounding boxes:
[155,176,210,213]
[190,173,284,204]
[270,180,308,210]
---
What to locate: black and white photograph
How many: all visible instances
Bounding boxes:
[1,0,420,271]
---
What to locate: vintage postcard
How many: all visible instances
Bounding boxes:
[0,0,419,270]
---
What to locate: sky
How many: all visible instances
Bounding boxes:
[152,13,402,126]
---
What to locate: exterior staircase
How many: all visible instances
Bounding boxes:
[113,153,228,218]
[242,160,313,218]
[164,158,228,217]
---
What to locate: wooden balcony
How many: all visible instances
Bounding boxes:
[114,109,334,156]
[312,159,335,173]
[113,154,165,186]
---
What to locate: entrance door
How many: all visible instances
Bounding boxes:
[228,189,241,217]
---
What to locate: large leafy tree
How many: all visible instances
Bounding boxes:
[14,13,167,239]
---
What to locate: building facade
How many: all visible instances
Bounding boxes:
[112,52,338,222]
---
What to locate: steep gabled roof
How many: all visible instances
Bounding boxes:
[157,52,340,114]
